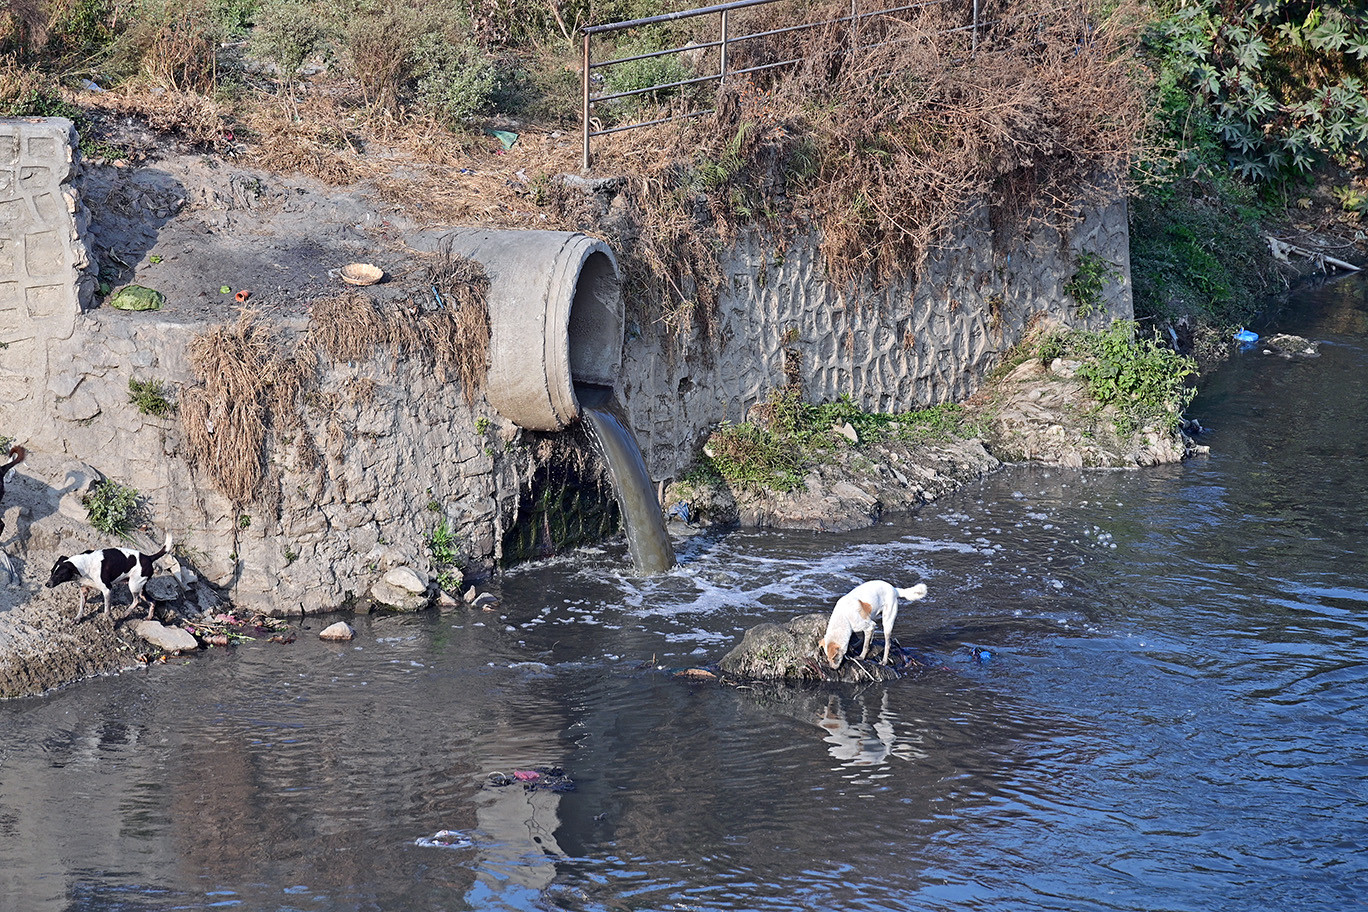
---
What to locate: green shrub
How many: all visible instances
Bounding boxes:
[251,0,324,86]
[601,28,692,121]
[414,34,497,123]
[1039,322,1197,435]
[84,479,142,537]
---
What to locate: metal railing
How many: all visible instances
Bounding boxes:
[581,0,980,170]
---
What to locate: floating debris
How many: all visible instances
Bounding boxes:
[414,830,474,849]
[487,767,575,793]
[185,612,296,647]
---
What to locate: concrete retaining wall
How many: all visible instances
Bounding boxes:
[0,118,95,438]
[621,198,1132,479]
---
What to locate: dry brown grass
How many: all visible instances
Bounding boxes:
[243,95,367,185]
[181,310,316,507]
[310,247,491,403]
[560,0,1149,344]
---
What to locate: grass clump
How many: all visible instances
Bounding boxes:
[702,387,980,493]
[180,310,316,507]
[84,478,142,537]
[1036,322,1197,435]
[128,376,176,416]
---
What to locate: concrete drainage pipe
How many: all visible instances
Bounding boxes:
[435,228,623,431]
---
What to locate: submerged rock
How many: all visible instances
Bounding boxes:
[719,613,905,684]
[1262,333,1319,357]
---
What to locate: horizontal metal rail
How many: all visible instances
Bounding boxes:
[582,0,980,170]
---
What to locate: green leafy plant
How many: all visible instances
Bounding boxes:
[128,377,176,417]
[84,479,142,537]
[429,517,459,565]
[1064,252,1120,318]
[1143,0,1368,183]
[1039,322,1198,435]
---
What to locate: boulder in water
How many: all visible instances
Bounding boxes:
[719,613,903,683]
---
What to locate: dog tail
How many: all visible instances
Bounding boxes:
[150,532,173,560]
[897,583,928,602]
[1,445,24,474]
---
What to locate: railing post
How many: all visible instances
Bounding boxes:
[971,0,978,54]
[850,0,858,50]
[720,9,729,85]
[582,30,593,172]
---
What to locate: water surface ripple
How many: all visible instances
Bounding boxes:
[2,279,1367,911]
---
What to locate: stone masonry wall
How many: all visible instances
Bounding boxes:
[0,118,1132,615]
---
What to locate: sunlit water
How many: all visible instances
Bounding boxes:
[2,278,1367,911]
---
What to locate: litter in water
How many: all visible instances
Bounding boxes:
[414,830,474,849]
[487,767,576,792]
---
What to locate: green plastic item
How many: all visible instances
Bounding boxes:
[108,285,165,312]
[487,129,518,150]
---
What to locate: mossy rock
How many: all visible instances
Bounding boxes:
[109,285,165,311]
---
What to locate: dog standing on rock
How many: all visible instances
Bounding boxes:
[46,533,174,621]
[818,580,928,668]
[0,445,25,539]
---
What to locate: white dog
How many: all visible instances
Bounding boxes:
[818,580,928,668]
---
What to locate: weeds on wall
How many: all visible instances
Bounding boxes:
[180,309,316,507]
[1065,252,1121,319]
[84,478,142,537]
[128,376,176,416]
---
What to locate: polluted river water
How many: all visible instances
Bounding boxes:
[1,276,1367,910]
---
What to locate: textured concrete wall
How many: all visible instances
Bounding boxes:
[621,194,1133,479]
[0,118,95,439]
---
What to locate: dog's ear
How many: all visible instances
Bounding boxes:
[825,639,843,668]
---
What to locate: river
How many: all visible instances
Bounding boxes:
[1,277,1365,911]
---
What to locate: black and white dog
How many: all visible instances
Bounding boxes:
[46,532,173,621]
[0,445,25,539]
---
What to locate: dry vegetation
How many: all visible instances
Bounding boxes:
[180,310,315,507]
[180,251,490,507]
[553,0,1150,346]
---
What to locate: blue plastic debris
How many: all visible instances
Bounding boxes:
[667,502,692,524]
[971,646,994,662]
[1234,329,1259,343]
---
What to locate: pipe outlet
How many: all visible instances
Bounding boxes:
[437,228,623,431]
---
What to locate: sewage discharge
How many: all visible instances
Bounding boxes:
[580,388,676,574]
[436,228,673,574]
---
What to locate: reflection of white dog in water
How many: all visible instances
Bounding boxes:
[818,580,928,668]
[815,692,928,766]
